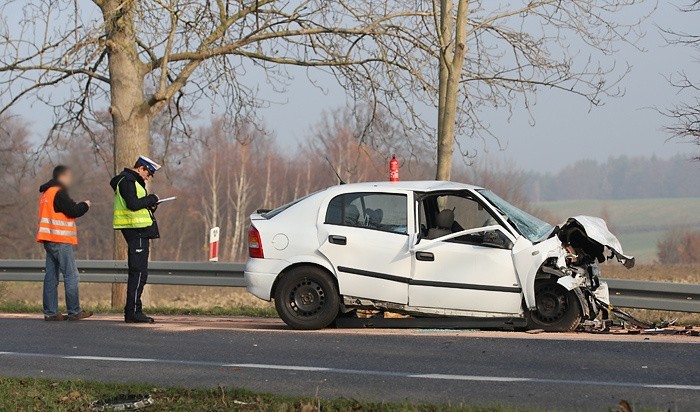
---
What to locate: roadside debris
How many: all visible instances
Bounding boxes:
[90,394,154,411]
[577,299,696,336]
[617,399,633,412]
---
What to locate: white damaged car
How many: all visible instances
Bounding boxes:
[245,181,634,331]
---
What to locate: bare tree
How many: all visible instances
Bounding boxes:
[0,0,421,226]
[0,0,426,304]
[661,1,700,160]
[0,115,33,254]
[657,227,700,264]
[353,0,648,179]
[0,0,432,165]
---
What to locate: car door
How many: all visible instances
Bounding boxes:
[409,192,523,315]
[318,191,412,304]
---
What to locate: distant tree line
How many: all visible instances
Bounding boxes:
[523,156,700,202]
[0,109,407,261]
[0,107,552,262]
[1,108,697,262]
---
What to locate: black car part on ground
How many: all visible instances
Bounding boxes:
[592,296,661,329]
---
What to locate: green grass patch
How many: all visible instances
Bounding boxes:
[0,301,277,318]
[0,377,521,412]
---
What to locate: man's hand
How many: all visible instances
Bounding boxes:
[84,200,92,208]
[149,194,159,211]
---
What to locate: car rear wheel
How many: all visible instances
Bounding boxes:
[274,266,340,330]
[526,280,582,332]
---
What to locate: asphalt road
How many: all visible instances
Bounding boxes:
[0,314,698,411]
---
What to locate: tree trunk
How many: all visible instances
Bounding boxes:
[436,0,469,181]
[101,0,151,308]
[436,0,453,181]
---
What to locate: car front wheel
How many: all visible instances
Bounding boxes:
[274,266,340,330]
[526,280,582,332]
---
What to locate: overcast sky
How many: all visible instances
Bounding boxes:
[5,1,699,173]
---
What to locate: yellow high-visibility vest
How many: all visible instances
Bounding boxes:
[113,178,153,229]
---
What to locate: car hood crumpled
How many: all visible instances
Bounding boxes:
[559,215,635,269]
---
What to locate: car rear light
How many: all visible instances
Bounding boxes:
[248,225,264,258]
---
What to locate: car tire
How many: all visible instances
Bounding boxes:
[526,280,582,332]
[274,266,340,330]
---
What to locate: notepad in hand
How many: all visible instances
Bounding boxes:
[156,196,177,204]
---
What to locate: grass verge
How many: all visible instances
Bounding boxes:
[0,302,277,318]
[0,378,520,412]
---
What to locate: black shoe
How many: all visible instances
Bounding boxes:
[68,310,93,321]
[125,312,155,323]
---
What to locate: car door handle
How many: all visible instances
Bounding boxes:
[328,235,347,245]
[415,251,434,261]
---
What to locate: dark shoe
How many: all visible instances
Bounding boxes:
[44,314,67,321]
[68,310,93,321]
[125,312,155,324]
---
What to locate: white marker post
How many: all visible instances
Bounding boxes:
[209,227,220,262]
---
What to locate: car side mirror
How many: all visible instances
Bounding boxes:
[482,229,513,250]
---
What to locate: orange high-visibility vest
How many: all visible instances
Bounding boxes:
[36,186,78,245]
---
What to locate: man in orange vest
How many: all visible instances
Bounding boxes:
[36,165,93,321]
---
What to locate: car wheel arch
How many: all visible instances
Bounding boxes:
[514,237,569,310]
[272,262,339,298]
[529,273,589,319]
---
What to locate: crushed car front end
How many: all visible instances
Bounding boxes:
[477,189,635,331]
[515,215,635,331]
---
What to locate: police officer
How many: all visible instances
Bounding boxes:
[110,156,161,323]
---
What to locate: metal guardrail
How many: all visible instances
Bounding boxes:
[0,260,246,287]
[605,278,700,313]
[0,260,698,313]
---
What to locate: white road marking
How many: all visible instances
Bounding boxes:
[411,374,530,382]
[645,384,700,390]
[68,356,155,362]
[226,363,331,372]
[1,351,699,391]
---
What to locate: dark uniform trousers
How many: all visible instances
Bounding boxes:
[125,237,149,317]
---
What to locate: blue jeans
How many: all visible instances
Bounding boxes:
[43,242,81,316]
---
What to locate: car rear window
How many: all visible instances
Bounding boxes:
[325,192,408,234]
[262,191,321,219]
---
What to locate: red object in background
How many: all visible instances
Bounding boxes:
[209,227,220,262]
[209,241,218,261]
[389,155,399,182]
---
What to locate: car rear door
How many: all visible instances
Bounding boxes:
[409,192,523,315]
[318,191,413,304]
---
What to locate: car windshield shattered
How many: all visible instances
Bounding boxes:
[477,189,553,242]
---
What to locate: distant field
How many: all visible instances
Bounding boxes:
[538,197,700,262]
